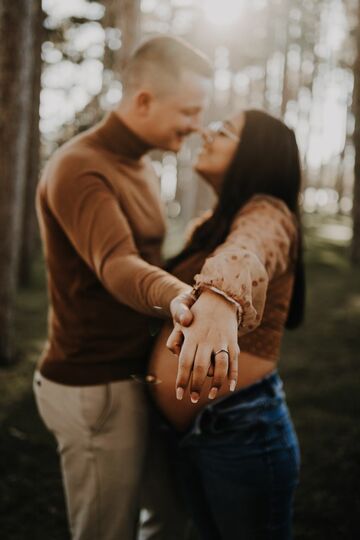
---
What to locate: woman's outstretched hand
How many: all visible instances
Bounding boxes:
[167,289,240,403]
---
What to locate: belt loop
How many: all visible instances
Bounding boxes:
[264,371,278,397]
[193,410,203,435]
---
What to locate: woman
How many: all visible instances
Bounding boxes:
[148,109,305,539]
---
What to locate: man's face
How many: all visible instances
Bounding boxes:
[143,70,212,152]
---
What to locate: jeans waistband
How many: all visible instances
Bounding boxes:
[186,370,285,438]
[214,370,282,411]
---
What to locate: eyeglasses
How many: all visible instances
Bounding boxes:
[206,120,240,143]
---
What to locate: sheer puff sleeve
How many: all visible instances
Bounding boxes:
[192,195,298,333]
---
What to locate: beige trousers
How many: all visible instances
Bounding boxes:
[33,371,188,540]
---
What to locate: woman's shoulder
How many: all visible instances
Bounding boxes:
[230,194,299,246]
[235,194,297,227]
[241,194,294,218]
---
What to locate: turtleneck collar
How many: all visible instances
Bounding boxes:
[95,111,152,160]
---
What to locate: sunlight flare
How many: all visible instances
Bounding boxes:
[201,0,243,26]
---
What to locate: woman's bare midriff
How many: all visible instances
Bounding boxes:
[148,322,277,432]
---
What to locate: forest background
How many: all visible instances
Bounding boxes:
[0,1,359,538]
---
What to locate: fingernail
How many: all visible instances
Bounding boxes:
[208,387,218,400]
[230,380,236,392]
[176,388,184,400]
[190,392,199,404]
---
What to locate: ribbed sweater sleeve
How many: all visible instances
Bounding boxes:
[47,172,189,316]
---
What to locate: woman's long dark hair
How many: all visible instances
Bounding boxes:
[169,109,305,328]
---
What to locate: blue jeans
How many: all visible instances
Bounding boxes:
[177,371,300,540]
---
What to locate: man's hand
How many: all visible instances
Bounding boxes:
[170,289,196,328]
[167,289,240,403]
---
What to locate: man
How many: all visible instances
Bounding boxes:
[34,35,238,540]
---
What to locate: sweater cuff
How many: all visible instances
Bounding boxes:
[156,282,193,317]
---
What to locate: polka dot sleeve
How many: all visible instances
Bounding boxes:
[192,195,298,332]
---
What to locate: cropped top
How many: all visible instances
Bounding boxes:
[170,194,298,362]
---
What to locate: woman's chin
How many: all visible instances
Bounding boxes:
[194,158,210,178]
[194,169,216,190]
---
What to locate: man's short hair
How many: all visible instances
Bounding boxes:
[122,35,213,94]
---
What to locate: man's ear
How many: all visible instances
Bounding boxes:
[134,90,153,116]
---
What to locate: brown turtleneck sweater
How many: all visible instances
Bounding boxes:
[36,111,188,385]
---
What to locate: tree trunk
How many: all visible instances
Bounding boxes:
[0,0,37,364]
[351,1,360,265]
[280,0,290,118]
[102,0,141,75]
[75,0,141,128]
[18,1,44,287]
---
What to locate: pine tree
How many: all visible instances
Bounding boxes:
[0,0,39,363]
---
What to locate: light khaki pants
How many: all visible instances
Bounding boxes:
[33,371,187,540]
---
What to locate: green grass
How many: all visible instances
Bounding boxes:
[280,214,360,539]
[0,256,68,540]
[0,258,47,423]
[0,215,359,539]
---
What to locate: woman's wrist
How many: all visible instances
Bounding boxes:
[193,286,242,325]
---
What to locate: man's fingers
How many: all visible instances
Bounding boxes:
[177,304,193,327]
[208,350,230,400]
[170,292,195,327]
[189,345,212,403]
[175,341,197,400]
[166,325,184,355]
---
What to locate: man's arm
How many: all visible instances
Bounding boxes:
[47,171,192,318]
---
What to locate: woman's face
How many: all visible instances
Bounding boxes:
[194,111,246,193]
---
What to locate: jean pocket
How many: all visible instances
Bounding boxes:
[200,411,263,448]
[80,384,113,433]
[262,413,298,452]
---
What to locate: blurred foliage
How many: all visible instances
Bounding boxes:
[38,0,359,219]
